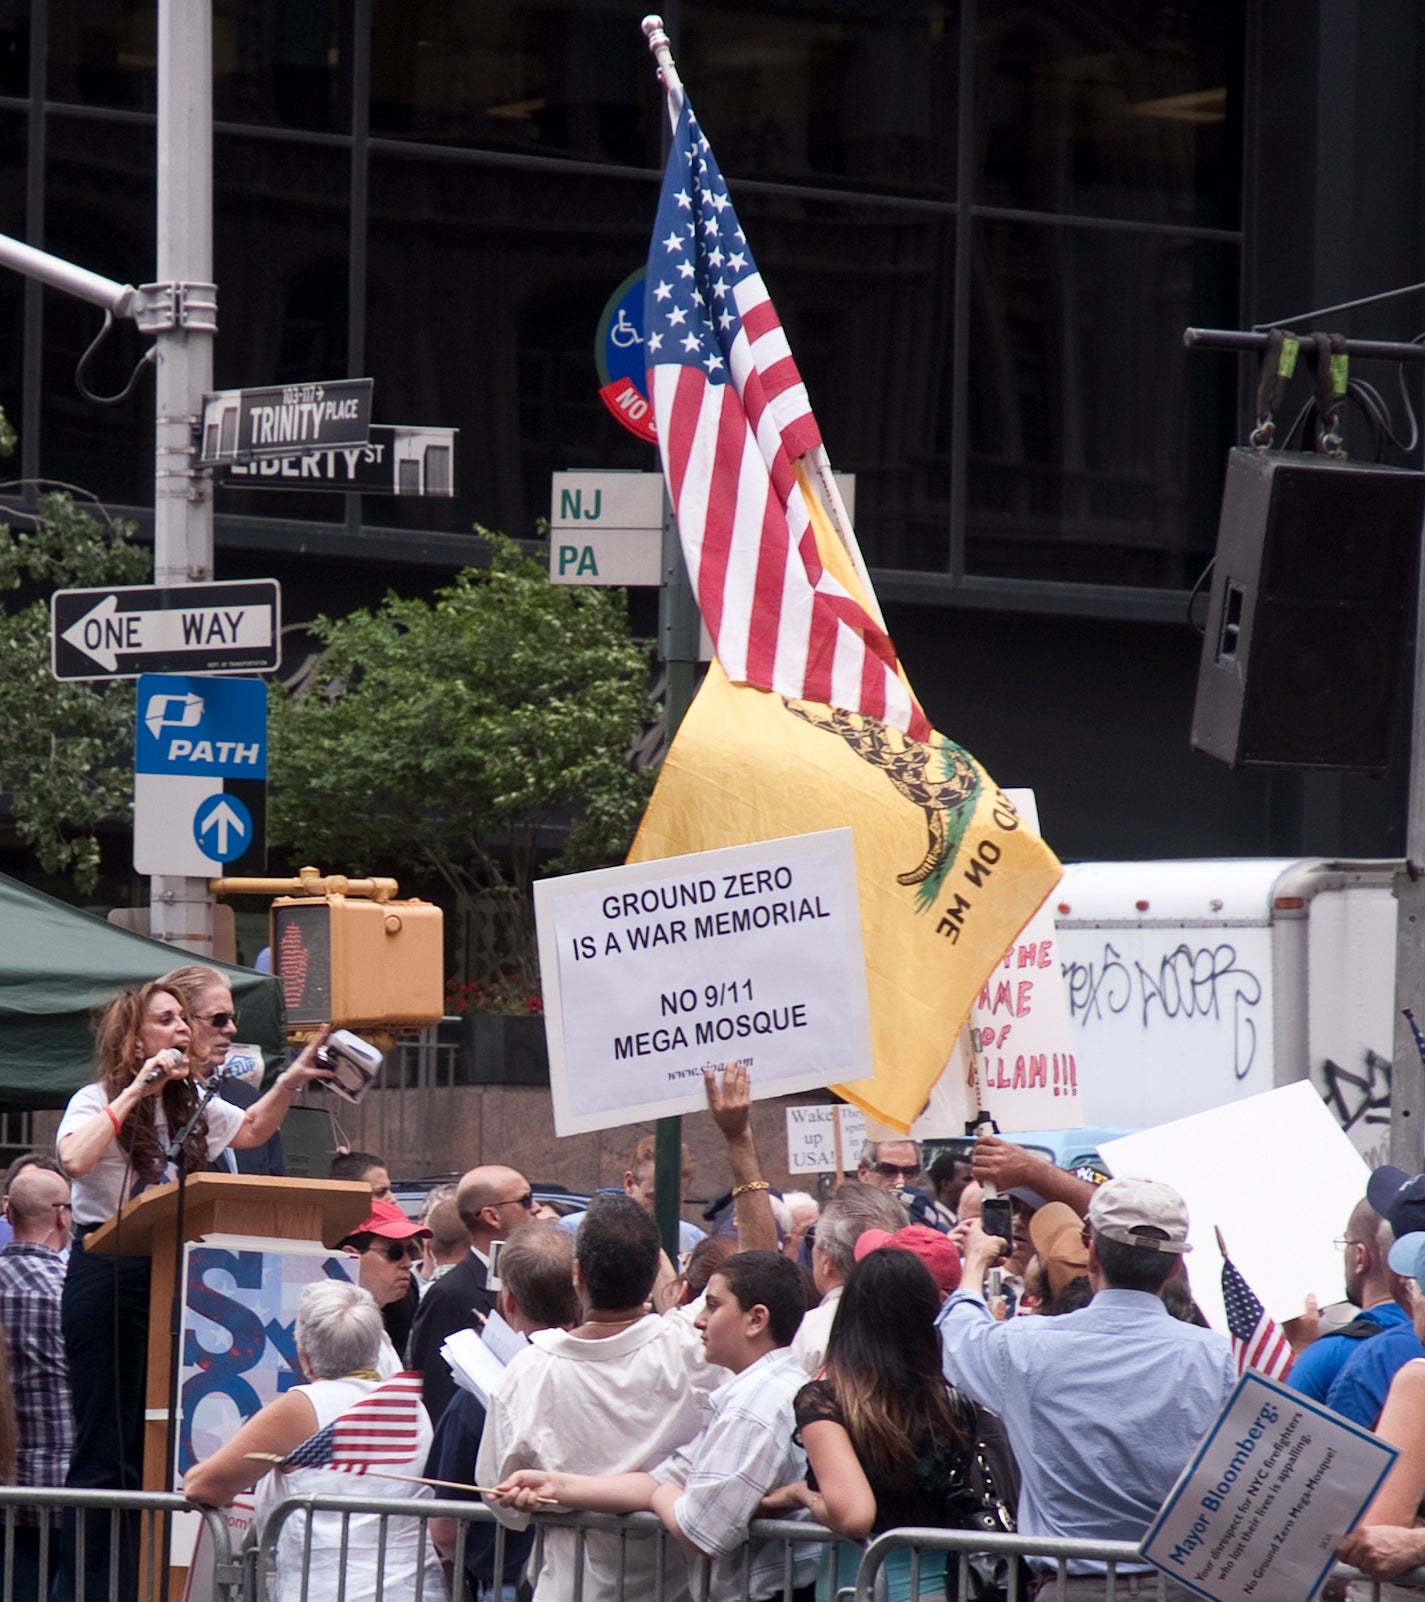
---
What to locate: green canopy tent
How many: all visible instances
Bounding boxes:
[0,874,286,1109]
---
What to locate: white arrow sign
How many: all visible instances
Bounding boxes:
[61,594,275,672]
[198,799,248,856]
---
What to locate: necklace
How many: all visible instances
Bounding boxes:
[578,1313,644,1330]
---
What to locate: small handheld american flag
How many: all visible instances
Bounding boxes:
[1217,1231,1294,1381]
[280,1371,424,1474]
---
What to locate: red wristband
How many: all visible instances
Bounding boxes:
[105,1104,122,1136]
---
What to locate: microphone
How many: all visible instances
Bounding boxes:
[143,1047,185,1085]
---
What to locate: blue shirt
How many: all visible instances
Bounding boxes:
[1285,1302,1410,1403]
[939,1286,1235,1572]
[1323,1319,1425,1427]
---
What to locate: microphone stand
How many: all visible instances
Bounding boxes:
[159,1061,233,1602]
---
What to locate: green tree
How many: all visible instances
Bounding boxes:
[0,484,148,892]
[268,533,655,987]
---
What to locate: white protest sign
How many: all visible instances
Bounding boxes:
[786,1103,867,1173]
[534,829,873,1136]
[1140,1371,1396,1602]
[1100,1082,1368,1334]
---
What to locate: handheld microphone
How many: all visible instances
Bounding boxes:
[143,1048,185,1085]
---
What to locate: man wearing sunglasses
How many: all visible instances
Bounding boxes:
[408,1164,537,1424]
[855,1139,949,1234]
[337,1199,432,1375]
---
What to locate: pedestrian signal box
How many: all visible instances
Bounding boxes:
[271,893,444,1031]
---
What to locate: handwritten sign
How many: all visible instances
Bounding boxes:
[786,1103,867,1173]
[534,829,873,1136]
[1141,1372,1396,1602]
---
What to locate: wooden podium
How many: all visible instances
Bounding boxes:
[85,1173,373,1494]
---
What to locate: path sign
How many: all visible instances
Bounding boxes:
[133,674,267,876]
[196,378,373,466]
[51,580,280,681]
[219,425,458,497]
[549,471,663,586]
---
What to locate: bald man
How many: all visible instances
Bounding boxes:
[407,1164,538,1424]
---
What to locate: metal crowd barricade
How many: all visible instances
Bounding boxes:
[0,1486,238,1602]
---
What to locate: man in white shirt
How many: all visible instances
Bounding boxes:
[478,1194,724,1602]
[792,1183,903,1374]
[491,1249,818,1602]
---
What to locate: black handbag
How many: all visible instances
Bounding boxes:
[944,1403,1030,1602]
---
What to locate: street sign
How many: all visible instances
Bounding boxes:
[549,471,663,586]
[196,378,373,466]
[594,270,656,444]
[51,580,281,681]
[133,674,267,876]
[218,425,458,497]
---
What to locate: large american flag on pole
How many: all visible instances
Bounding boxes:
[645,97,930,741]
[1222,1256,1294,1381]
[279,1371,425,1473]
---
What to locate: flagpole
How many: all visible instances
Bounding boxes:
[642,17,887,631]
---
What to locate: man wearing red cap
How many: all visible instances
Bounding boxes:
[338,1199,432,1376]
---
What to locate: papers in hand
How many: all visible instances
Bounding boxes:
[441,1310,527,1408]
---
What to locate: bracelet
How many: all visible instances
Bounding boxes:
[732,1180,771,1198]
[104,1105,122,1136]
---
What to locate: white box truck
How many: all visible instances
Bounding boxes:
[1052,859,1399,1168]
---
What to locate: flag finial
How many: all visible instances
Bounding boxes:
[642,15,685,118]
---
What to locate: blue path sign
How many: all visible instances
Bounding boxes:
[134,674,267,875]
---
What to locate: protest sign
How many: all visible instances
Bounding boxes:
[1100,1082,1368,1334]
[535,828,873,1135]
[786,1102,867,1174]
[1141,1371,1396,1602]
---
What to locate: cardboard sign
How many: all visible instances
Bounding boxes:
[1099,1082,1369,1333]
[1141,1371,1396,1602]
[535,829,873,1135]
[786,1103,867,1173]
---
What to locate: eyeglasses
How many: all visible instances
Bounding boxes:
[491,1191,536,1211]
[1333,1237,1371,1252]
[52,1202,73,1214]
[372,1241,422,1263]
[874,1162,923,1182]
[196,1011,239,1029]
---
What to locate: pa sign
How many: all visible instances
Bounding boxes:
[133,674,267,875]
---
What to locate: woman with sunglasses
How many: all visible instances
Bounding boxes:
[54,980,335,1602]
[158,963,287,1174]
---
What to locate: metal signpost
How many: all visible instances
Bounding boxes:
[51,580,280,680]
[133,673,267,878]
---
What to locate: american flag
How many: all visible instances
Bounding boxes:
[280,1371,424,1473]
[1221,1257,1294,1381]
[645,97,930,741]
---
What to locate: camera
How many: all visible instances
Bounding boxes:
[980,1195,1013,1254]
[313,1029,384,1104]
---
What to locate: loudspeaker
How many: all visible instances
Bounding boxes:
[1191,448,1425,771]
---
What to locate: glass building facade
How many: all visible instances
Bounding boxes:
[1,0,1420,863]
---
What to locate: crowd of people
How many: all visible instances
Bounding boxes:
[9,973,1425,1601]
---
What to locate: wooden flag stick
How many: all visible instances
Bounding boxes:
[243,1455,558,1503]
[1215,1226,1228,1260]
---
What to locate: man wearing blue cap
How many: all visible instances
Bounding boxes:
[1321,1164,1425,1427]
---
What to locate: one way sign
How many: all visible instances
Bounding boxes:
[51,581,281,681]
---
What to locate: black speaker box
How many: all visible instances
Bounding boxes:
[1191,448,1425,771]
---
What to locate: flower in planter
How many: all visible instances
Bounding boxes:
[445,975,544,1017]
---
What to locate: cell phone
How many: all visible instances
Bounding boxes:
[981,1195,1013,1251]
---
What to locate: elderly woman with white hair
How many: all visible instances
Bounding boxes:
[185,1279,445,1602]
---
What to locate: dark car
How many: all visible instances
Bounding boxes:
[392,1174,593,1222]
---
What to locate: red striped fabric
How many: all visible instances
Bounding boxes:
[281,1370,425,1474]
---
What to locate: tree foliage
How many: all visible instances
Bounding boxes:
[268,534,655,983]
[0,492,148,891]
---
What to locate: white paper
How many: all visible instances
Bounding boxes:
[441,1326,507,1409]
[1141,1371,1396,1602]
[785,1104,867,1174]
[535,829,874,1135]
[480,1308,527,1366]
[1099,1082,1368,1333]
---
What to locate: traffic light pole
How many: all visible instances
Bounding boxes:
[148,0,218,953]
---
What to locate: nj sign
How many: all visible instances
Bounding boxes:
[133,675,267,876]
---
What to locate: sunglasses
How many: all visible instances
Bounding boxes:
[492,1191,537,1211]
[874,1162,923,1182]
[196,1011,239,1029]
[373,1240,422,1263]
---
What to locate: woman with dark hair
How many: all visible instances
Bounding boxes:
[55,981,332,1602]
[762,1247,984,1601]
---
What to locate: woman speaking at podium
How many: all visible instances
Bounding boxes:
[55,979,332,1602]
